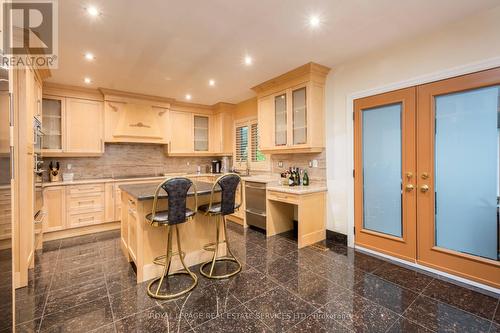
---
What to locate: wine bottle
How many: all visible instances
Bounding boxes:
[303,169,309,186]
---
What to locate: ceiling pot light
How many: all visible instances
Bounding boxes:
[84,77,92,84]
[86,6,100,17]
[84,52,95,61]
[185,94,192,101]
[208,79,215,86]
[244,55,253,66]
[309,15,321,28]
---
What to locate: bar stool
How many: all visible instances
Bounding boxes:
[198,173,242,279]
[145,177,198,299]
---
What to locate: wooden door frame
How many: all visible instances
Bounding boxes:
[354,87,417,262]
[416,67,500,288]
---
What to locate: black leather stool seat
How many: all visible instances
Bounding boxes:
[198,203,241,215]
[146,209,196,224]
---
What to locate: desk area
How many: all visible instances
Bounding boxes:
[266,183,327,248]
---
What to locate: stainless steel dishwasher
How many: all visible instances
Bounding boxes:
[245,181,267,230]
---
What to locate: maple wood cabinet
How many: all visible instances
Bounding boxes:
[252,62,330,154]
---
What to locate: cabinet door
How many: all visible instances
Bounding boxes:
[34,76,42,120]
[274,92,288,146]
[257,95,273,150]
[169,111,193,153]
[292,86,307,145]
[0,91,9,154]
[42,96,64,152]
[43,186,66,232]
[210,113,222,153]
[65,98,103,154]
[194,115,209,152]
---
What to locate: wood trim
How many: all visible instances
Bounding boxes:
[42,221,120,241]
[99,88,174,105]
[251,62,330,96]
[416,67,500,288]
[43,82,103,101]
[354,87,417,262]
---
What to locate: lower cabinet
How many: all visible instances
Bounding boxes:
[0,188,12,243]
[43,186,66,232]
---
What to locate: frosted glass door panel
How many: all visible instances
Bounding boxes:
[42,98,62,150]
[363,104,402,237]
[275,94,287,146]
[194,116,209,151]
[293,87,307,145]
[434,86,499,260]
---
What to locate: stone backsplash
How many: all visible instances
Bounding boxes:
[42,143,222,181]
[270,151,326,181]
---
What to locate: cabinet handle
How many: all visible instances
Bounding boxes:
[78,216,94,222]
[78,200,94,205]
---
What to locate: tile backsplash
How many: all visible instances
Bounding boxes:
[42,143,221,181]
[270,151,326,181]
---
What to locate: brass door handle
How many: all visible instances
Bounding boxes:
[405,184,415,191]
[420,185,430,193]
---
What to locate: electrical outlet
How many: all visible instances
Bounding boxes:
[186,162,190,166]
[312,160,318,168]
[278,161,283,168]
[308,161,313,168]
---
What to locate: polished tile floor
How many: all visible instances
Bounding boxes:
[12,223,500,333]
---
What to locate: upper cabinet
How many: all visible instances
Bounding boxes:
[42,84,104,156]
[252,62,330,154]
[166,102,233,156]
[102,89,170,144]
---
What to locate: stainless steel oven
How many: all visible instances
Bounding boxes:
[245,181,267,230]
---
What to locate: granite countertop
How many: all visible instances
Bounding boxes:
[240,175,279,183]
[120,180,220,201]
[266,182,327,195]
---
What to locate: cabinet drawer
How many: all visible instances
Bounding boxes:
[67,194,104,211]
[68,210,104,228]
[67,184,105,196]
[267,190,299,204]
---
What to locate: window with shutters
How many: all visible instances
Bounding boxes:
[234,119,269,171]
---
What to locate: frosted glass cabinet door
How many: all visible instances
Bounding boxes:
[194,115,209,151]
[362,103,402,237]
[434,86,499,260]
[274,93,287,146]
[292,87,307,145]
[42,98,63,150]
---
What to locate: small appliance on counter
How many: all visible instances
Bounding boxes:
[211,159,222,174]
[62,163,74,182]
[49,161,61,182]
[221,156,230,174]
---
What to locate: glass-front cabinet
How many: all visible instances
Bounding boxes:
[42,96,64,152]
[254,62,330,154]
[193,115,209,151]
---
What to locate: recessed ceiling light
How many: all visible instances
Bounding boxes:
[309,15,321,28]
[84,77,92,84]
[84,52,95,61]
[208,79,215,86]
[86,6,100,17]
[185,94,192,101]
[244,55,253,66]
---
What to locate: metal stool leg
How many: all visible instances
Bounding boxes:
[147,225,198,299]
[200,215,242,279]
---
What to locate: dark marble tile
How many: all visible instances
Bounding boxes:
[255,257,304,284]
[59,234,99,249]
[231,245,281,269]
[41,240,60,253]
[44,278,107,315]
[102,257,134,274]
[322,289,399,333]
[283,270,346,308]
[490,322,500,333]
[259,237,298,257]
[99,245,125,261]
[329,249,387,273]
[16,274,52,298]
[287,310,352,333]
[353,274,419,314]
[316,262,370,290]
[494,303,500,324]
[56,255,105,272]
[372,261,434,293]
[109,284,161,321]
[58,243,100,259]
[114,303,191,333]
[193,304,271,333]
[89,324,116,333]
[422,279,498,320]
[50,263,105,291]
[176,281,240,328]
[39,297,113,333]
[105,268,138,295]
[15,292,47,324]
[283,246,336,272]
[220,267,278,304]
[386,317,435,333]
[15,319,41,333]
[404,295,492,333]
[244,286,316,332]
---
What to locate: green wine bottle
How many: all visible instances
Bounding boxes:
[303,169,310,186]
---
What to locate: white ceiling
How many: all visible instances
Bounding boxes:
[48,0,500,105]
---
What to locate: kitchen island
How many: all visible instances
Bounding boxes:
[119,180,223,283]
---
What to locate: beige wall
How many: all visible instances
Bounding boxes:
[325,6,500,236]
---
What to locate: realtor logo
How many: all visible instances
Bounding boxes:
[1,0,58,68]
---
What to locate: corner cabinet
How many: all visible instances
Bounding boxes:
[252,62,330,154]
[42,94,104,156]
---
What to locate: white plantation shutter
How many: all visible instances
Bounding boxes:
[235,125,248,162]
[250,122,259,162]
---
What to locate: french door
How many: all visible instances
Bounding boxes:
[355,68,500,288]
